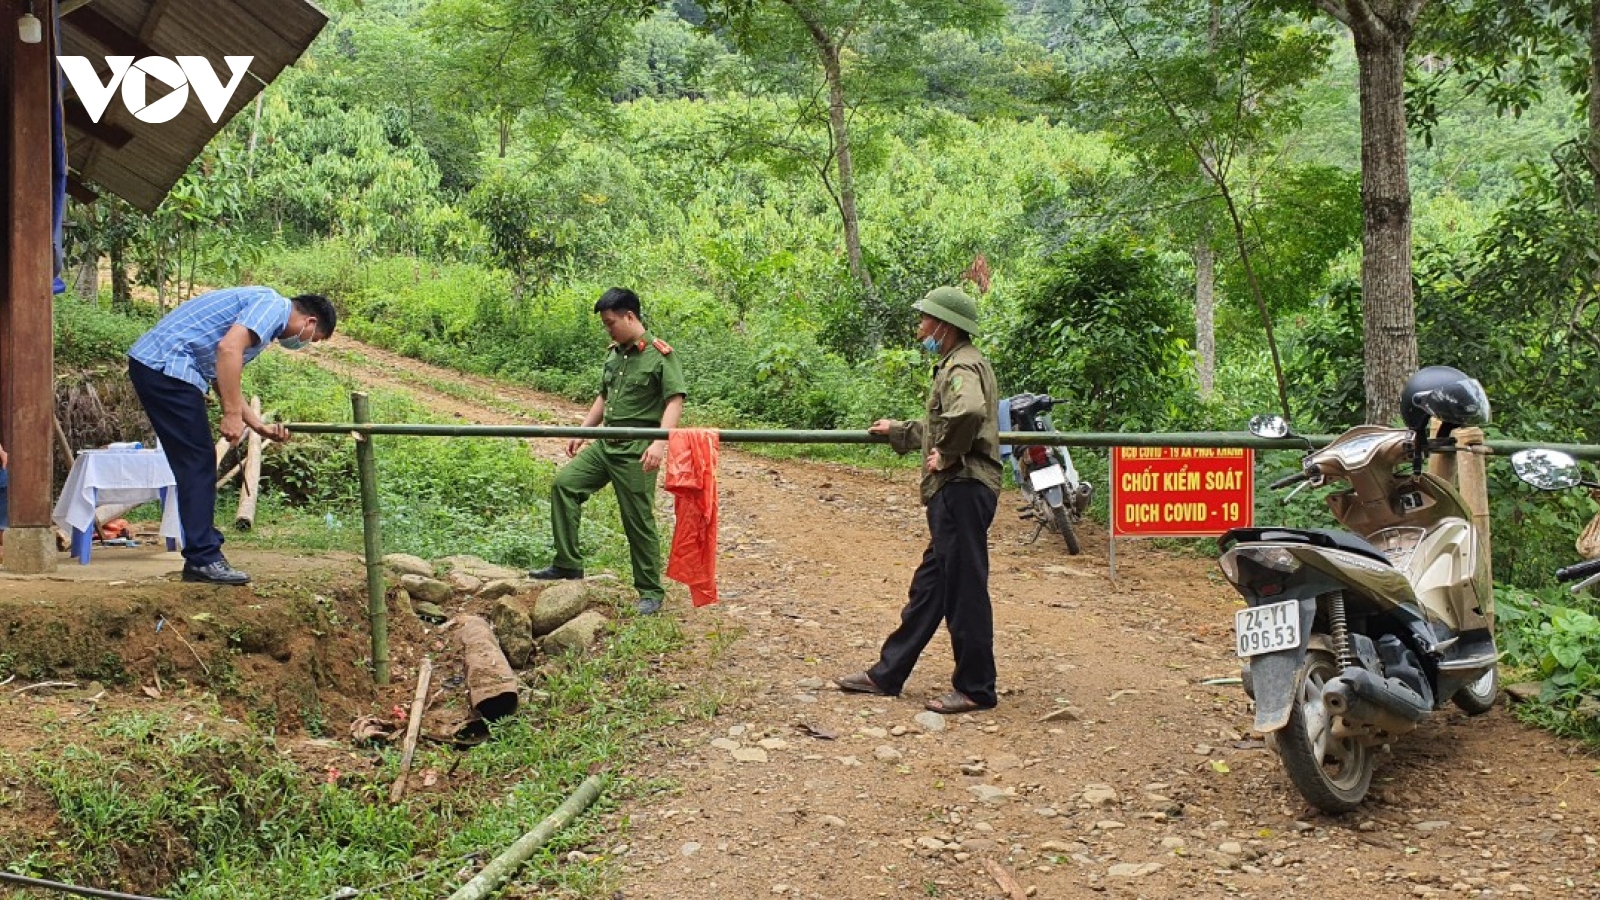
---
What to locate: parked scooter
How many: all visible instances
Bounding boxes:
[1217,366,1500,813]
[1510,448,1600,588]
[1000,393,1093,554]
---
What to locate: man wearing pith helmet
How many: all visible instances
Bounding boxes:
[836,286,1004,714]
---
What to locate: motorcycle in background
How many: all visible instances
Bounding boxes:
[1000,393,1093,555]
[1217,366,1499,813]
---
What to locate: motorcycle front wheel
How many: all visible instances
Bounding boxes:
[1277,650,1373,814]
[1051,505,1082,555]
[1451,664,1499,716]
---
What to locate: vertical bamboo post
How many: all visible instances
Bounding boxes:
[1454,426,1491,567]
[353,392,389,685]
[234,397,264,529]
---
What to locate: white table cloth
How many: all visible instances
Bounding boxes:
[52,449,183,561]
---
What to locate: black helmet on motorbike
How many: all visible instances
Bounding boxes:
[1399,366,1491,432]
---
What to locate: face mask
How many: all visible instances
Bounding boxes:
[921,322,946,355]
[280,321,314,351]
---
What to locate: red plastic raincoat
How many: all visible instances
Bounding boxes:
[665,429,720,606]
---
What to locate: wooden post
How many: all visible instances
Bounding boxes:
[234,397,263,529]
[389,657,433,803]
[353,392,389,685]
[51,415,73,469]
[1,0,60,573]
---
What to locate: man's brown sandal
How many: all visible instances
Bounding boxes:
[925,691,993,715]
[835,672,892,696]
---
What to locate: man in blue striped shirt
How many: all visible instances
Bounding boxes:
[128,287,337,585]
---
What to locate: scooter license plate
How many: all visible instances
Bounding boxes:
[1235,599,1301,657]
[1029,465,1067,491]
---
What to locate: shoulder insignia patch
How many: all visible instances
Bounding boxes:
[949,374,964,394]
[652,338,673,354]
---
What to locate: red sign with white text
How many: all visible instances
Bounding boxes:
[1112,446,1253,537]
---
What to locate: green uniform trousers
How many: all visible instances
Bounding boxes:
[550,439,664,599]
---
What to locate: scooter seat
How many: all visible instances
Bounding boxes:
[1220,527,1392,566]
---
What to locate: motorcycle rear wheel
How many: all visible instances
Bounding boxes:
[1278,650,1373,814]
[1451,665,1499,716]
[1051,505,1082,555]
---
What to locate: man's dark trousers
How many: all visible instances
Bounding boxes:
[128,359,225,567]
[868,479,999,707]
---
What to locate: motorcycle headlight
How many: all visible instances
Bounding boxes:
[1244,546,1301,573]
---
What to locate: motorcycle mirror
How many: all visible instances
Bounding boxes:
[1510,448,1586,491]
[1248,414,1291,439]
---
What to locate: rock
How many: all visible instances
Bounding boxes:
[990,753,1023,772]
[859,726,888,739]
[711,738,740,751]
[796,677,827,690]
[758,738,789,751]
[489,596,535,667]
[1081,784,1119,807]
[817,815,846,828]
[1414,821,1451,833]
[969,785,1013,805]
[1040,707,1081,723]
[731,747,769,763]
[532,581,592,636]
[960,763,987,776]
[479,579,521,601]
[448,571,485,594]
[914,712,948,733]
[437,554,525,582]
[873,745,903,762]
[1504,682,1542,703]
[411,600,448,624]
[1160,837,1185,850]
[538,610,609,656]
[1095,820,1125,831]
[393,588,415,619]
[917,837,947,851]
[1107,863,1163,878]
[383,553,433,577]
[399,574,453,605]
[1218,841,1243,856]
[680,842,700,857]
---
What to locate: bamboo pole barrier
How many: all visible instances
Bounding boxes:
[352,393,389,685]
[234,397,264,530]
[389,657,433,803]
[1454,426,1492,569]
[282,421,1600,461]
[446,774,606,900]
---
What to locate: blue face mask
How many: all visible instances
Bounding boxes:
[921,336,942,355]
[280,321,314,351]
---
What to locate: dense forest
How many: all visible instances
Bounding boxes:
[54,0,1600,731]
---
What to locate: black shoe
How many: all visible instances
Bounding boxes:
[528,565,583,581]
[182,560,251,585]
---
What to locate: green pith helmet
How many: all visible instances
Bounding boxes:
[912,286,980,336]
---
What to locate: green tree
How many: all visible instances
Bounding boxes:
[697,0,1006,290]
[1300,0,1432,424]
[423,0,654,156]
[1079,0,1339,413]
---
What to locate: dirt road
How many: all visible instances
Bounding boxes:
[306,337,1599,899]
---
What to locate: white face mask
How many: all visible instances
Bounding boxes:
[280,320,315,350]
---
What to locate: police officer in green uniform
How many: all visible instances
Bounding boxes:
[530,288,686,615]
[835,286,1004,714]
